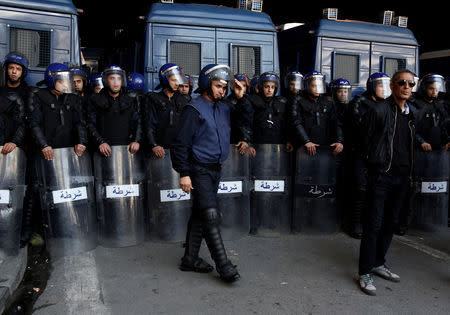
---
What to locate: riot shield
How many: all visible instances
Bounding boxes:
[217,144,251,240]
[147,149,191,242]
[292,146,340,233]
[410,149,449,232]
[38,147,97,257]
[0,147,26,256]
[250,144,293,236]
[93,146,147,247]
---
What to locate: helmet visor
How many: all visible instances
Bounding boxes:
[373,77,391,99]
[162,65,188,86]
[52,71,75,94]
[333,86,352,104]
[306,75,326,95]
[206,65,234,91]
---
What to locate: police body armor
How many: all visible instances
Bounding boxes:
[38,148,97,257]
[147,149,192,242]
[89,91,137,146]
[249,94,288,144]
[145,91,189,148]
[94,145,146,247]
[217,144,251,240]
[0,147,26,256]
[249,144,293,235]
[292,147,339,233]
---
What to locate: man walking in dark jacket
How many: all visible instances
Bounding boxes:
[358,69,416,295]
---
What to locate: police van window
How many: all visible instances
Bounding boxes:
[383,58,406,77]
[10,27,51,68]
[170,41,201,76]
[232,46,261,78]
[333,53,359,84]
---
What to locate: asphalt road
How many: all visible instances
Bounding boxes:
[31,230,450,315]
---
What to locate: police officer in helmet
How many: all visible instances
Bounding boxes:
[171,64,243,283]
[178,73,194,99]
[248,71,293,151]
[227,73,254,157]
[126,72,145,114]
[90,74,104,94]
[144,63,190,158]
[86,65,141,157]
[412,73,450,152]
[0,52,28,155]
[291,71,344,156]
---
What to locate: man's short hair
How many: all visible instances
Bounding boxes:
[391,69,415,83]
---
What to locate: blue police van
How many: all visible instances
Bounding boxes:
[144,2,279,92]
[278,13,419,95]
[0,0,81,87]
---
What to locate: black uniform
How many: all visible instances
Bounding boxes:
[411,96,449,150]
[248,93,289,144]
[291,93,344,146]
[86,89,141,147]
[225,93,253,145]
[144,90,189,149]
[0,90,26,147]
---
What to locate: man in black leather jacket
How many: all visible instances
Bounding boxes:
[358,69,415,296]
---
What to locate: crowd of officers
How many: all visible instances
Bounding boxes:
[1,51,450,283]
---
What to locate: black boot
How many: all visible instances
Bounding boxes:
[180,215,213,273]
[202,208,240,283]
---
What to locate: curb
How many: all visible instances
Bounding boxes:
[0,246,28,314]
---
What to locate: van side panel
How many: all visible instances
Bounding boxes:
[0,5,79,86]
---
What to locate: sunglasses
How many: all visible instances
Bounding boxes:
[396,79,416,88]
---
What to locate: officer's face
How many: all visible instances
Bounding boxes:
[336,88,349,102]
[54,79,69,94]
[263,82,276,97]
[426,82,441,99]
[289,81,300,94]
[73,75,84,92]
[168,75,179,91]
[178,83,190,95]
[211,80,228,100]
[375,82,388,99]
[309,81,320,97]
[391,72,414,101]
[7,63,23,81]
[107,74,122,92]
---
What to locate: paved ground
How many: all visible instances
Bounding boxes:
[26,229,450,315]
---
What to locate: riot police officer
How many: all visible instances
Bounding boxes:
[70,67,88,98]
[346,72,391,238]
[28,62,88,159]
[144,63,189,158]
[86,65,141,156]
[283,71,304,148]
[178,74,194,99]
[0,52,28,155]
[227,73,254,156]
[126,72,145,113]
[412,73,450,152]
[248,72,293,151]
[171,64,242,283]
[291,71,343,156]
[90,74,104,94]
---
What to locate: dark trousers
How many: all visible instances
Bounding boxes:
[358,171,410,275]
[190,163,221,213]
